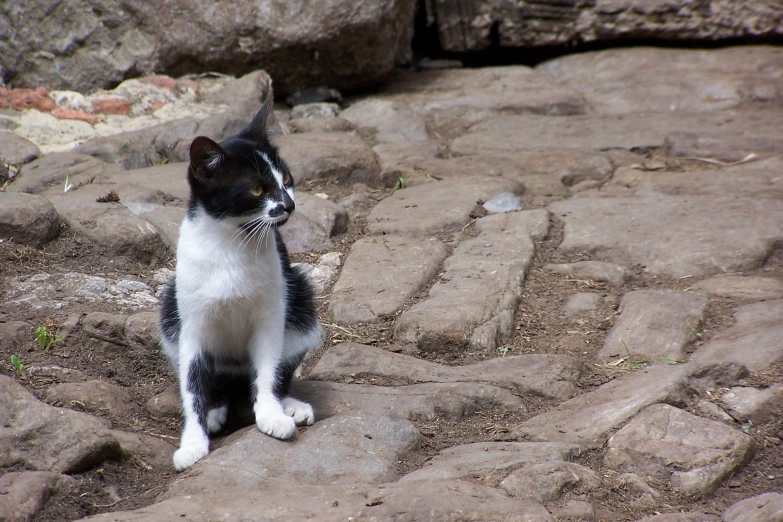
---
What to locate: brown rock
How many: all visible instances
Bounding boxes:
[0,375,122,473]
[499,462,602,502]
[367,176,521,235]
[289,117,355,134]
[293,380,525,422]
[599,290,708,362]
[549,195,783,278]
[110,430,176,470]
[275,132,382,186]
[163,413,421,497]
[395,211,548,353]
[45,380,135,417]
[124,312,160,348]
[9,152,110,195]
[82,312,129,345]
[722,492,783,522]
[0,192,60,246]
[690,300,783,372]
[544,261,630,286]
[604,404,756,498]
[398,441,582,484]
[329,235,448,325]
[691,275,783,301]
[310,342,584,400]
[0,471,74,522]
[721,385,783,424]
[146,384,180,417]
[0,321,31,352]
[83,480,554,522]
[516,364,690,446]
[0,131,41,166]
[278,192,349,253]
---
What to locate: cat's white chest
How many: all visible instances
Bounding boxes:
[175,215,285,353]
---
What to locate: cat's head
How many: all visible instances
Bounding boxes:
[186,97,295,227]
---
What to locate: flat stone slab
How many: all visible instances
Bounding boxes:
[275,132,382,186]
[723,492,783,522]
[383,66,587,125]
[544,261,630,285]
[0,131,40,167]
[636,514,720,522]
[0,375,122,473]
[45,379,135,417]
[9,152,110,195]
[375,149,614,196]
[604,404,756,498]
[690,300,783,372]
[395,210,549,353]
[499,461,603,502]
[329,235,448,325]
[607,162,783,199]
[398,441,582,484]
[0,471,73,522]
[309,342,584,400]
[278,192,349,253]
[163,413,421,498]
[5,272,158,312]
[537,47,783,115]
[339,99,429,143]
[721,385,783,424]
[548,195,783,278]
[515,364,689,446]
[450,110,781,155]
[85,480,555,522]
[367,176,521,235]
[599,290,708,361]
[292,380,526,422]
[0,192,60,246]
[46,184,169,263]
[563,292,603,316]
[691,275,783,301]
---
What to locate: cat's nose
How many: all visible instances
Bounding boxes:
[282,193,295,214]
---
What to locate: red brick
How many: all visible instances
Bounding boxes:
[51,108,103,125]
[0,87,56,111]
[92,97,131,115]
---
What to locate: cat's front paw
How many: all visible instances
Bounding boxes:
[173,443,209,471]
[281,397,315,426]
[255,411,296,440]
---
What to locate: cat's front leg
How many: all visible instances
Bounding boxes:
[173,344,214,471]
[251,330,296,440]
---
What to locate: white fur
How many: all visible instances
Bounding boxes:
[257,150,295,201]
[169,206,317,471]
[206,405,228,433]
[282,397,315,426]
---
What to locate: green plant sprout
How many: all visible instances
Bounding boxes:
[393,176,407,191]
[35,326,63,350]
[10,355,25,377]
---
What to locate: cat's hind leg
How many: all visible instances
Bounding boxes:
[275,327,322,426]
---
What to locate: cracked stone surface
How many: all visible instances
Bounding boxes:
[604,404,757,498]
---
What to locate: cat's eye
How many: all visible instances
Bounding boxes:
[283,172,292,185]
[249,185,264,197]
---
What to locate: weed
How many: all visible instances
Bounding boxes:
[35,325,63,350]
[393,176,407,191]
[64,171,76,192]
[497,346,509,356]
[10,355,25,377]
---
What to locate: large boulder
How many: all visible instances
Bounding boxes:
[424,1,783,52]
[1,0,416,95]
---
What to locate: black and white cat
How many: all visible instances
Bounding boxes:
[159,98,323,471]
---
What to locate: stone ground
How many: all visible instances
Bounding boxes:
[1,45,783,522]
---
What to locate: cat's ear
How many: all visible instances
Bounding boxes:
[189,136,226,180]
[247,96,274,140]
